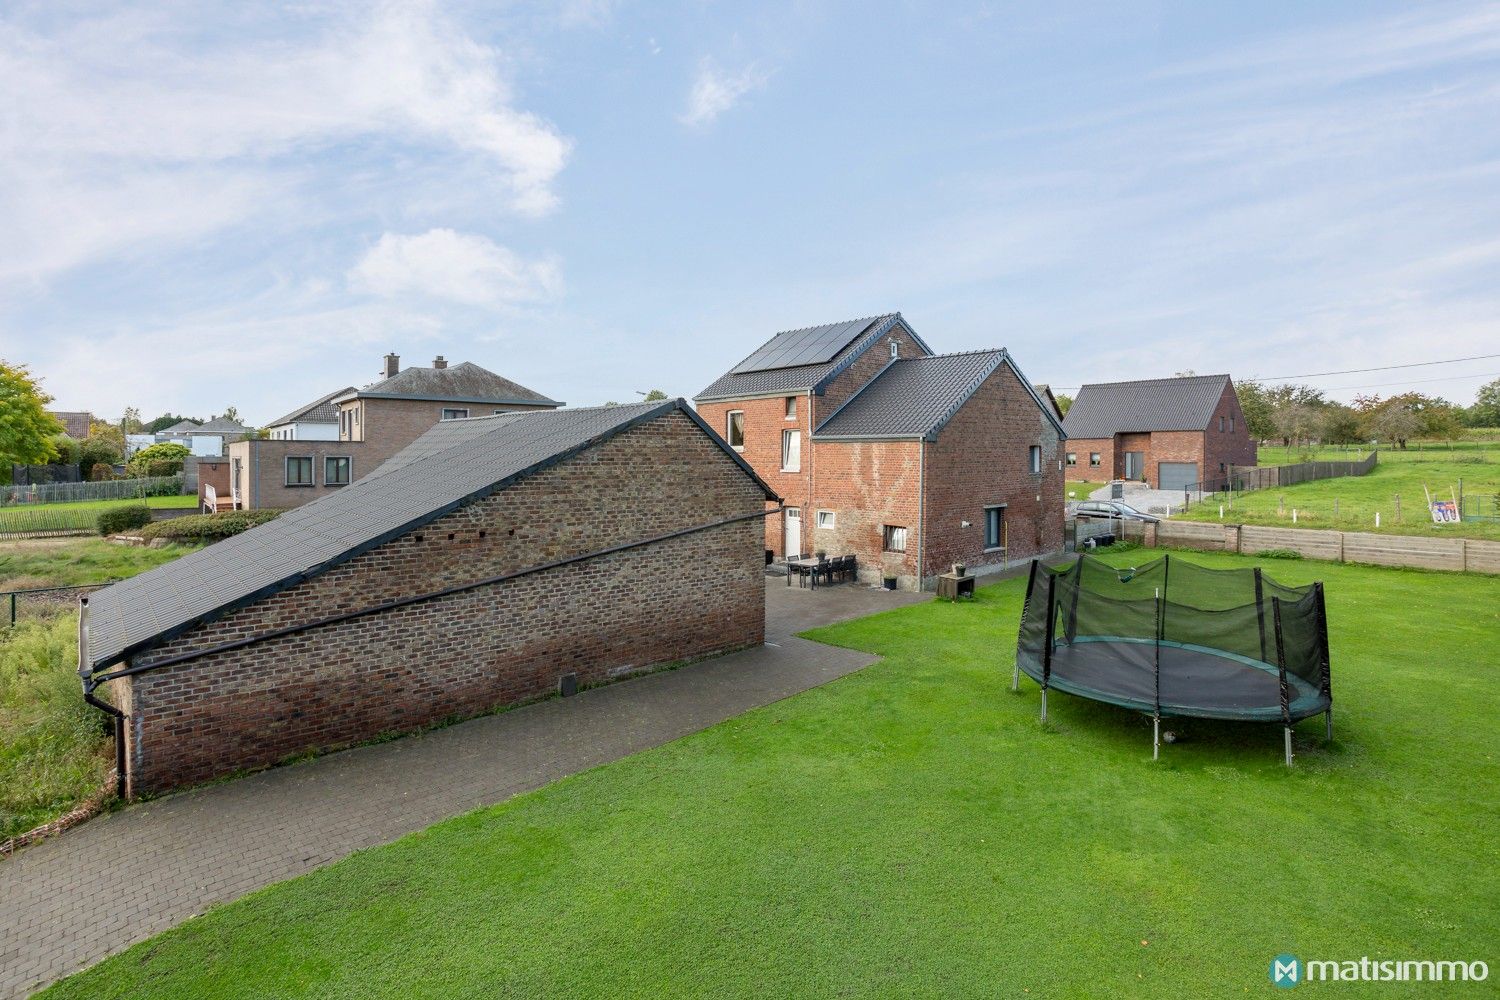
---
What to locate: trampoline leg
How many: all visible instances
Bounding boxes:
[1040,688,1048,723]
[1153,717,1160,761]
[1284,727,1294,768]
[1325,708,1333,743]
[1011,662,1020,692]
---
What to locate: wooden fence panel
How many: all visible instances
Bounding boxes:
[1140,521,1498,575]
[1462,539,1500,574]
[1239,525,1343,561]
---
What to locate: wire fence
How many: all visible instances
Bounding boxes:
[1462,494,1500,523]
[1186,452,1377,500]
[0,582,112,625]
[0,475,182,506]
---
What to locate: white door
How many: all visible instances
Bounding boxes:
[784,507,802,560]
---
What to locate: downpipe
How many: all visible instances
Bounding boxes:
[77,596,127,798]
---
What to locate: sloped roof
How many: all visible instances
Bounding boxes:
[1062,374,1232,438]
[160,420,201,434]
[193,416,250,434]
[815,351,1008,440]
[696,314,935,400]
[353,361,561,406]
[265,387,356,428]
[81,400,774,670]
[48,411,93,438]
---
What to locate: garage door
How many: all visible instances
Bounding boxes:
[1158,462,1197,491]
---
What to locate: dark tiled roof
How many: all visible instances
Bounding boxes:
[193,416,250,435]
[1061,374,1232,438]
[265,387,356,429]
[48,411,93,438]
[82,400,773,669]
[160,420,201,434]
[696,314,934,400]
[814,351,1007,439]
[357,361,561,406]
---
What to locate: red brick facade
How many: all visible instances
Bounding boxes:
[107,411,768,796]
[1065,382,1256,489]
[700,344,1064,589]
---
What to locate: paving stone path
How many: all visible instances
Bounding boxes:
[0,581,924,998]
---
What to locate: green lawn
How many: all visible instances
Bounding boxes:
[1064,478,1108,499]
[43,552,1500,997]
[0,538,198,840]
[1179,438,1500,540]
[0,495,198,536]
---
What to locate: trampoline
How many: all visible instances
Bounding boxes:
[1014,553,1332,765]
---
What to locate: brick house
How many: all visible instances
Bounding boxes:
[47,410,93,439]
[1061,374,1256,491]
[82,400,777,797]
[695,314,1065,590]
[223,354,561,510]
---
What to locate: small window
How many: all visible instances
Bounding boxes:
[984,505,1006,550]
[1229,414,1235,433]
[727,410,745,450]
[285,456,314,487]
[816,510,835,529]
[324,456,351,486]
[1089,452,1101,468]
[890,340,900,359]
[1065,452,1077,466]
[785,397,797,420]
[1028,445,1041,475]
[781,429,801,472]
[883,524,907,552]
[494,409,506,415]
[1219,415,1226,432]
[441,408,470,420]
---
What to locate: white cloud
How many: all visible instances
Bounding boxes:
[0,2,571,286]
[680,58,770,127]
[349,229,562,306]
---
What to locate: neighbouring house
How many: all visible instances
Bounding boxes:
[263,386,355,441]
[695,313,1065,590]
[160,416,251,457]
[1061,374,1256,490]
[81,399,777,796]
[48,410,94,439]
[1034,384,1065,422]
[222,354,562,510]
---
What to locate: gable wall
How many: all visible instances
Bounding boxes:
[113,410,767,795]
[812,323,930,426]
[1202,381,1258,481]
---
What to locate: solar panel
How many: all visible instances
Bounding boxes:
[729,317,881,374]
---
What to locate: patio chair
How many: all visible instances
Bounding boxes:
[839,554,857,583]
[811,557,836,588]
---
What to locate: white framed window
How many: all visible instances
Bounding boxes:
[890,340,900,359]
[1089,452,1101,468]
[324,456,351,486]
[285,456,314,486]
[781,429,801,472]
[1029,445,1042,474]
[441,407,470,420]
[883,524,907,552]
[1065,452,1077,466]
[727,410,745,450]
[785,396,797,420]
[815,510,835,529]
[985,505,1007,550]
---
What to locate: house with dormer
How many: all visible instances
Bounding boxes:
[695,314,1065,590]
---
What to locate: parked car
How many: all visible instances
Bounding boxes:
[1072,499,1161,523]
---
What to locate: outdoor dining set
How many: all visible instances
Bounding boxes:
[784,554,858,588]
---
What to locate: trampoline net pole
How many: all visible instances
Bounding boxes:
[1315,581,1333,738]
[1014,559,1040,692]
[1254,567,1268,664]
[1041,573,1057,723]
[1272,596,1292,767]
[1153,586,1162,761]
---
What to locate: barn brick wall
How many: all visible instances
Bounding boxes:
[805,440,925,587]
[116,410,767,795]
[922,363,1065,579]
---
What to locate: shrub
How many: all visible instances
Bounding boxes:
[125,442,190,478]
[88,462,115,482]
[96,504,153,536]
[1256,548,1304,560]
[137,509,281,541]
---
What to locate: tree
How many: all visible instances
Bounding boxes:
[1468,377,1500,427]
[1370,400,1420,449]
[126,441,190,477]
[640,390,668,402]
[1318,403,1362,445]
[1235,381,1277,441]
[0,361,62,467]
[1273,403,1321,451]
[120,406,144,433]
[1054,393,1073,416]
[146,412,202,433]
[222,405,241,423]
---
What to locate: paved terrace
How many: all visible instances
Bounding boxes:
[0,580,926,998]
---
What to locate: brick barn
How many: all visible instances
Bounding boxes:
[1061,374,1256,491]
[695,314,1065,590]
[81,400,777,797]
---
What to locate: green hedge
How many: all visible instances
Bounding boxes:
[137,509,282,541]
[96,504,153,536]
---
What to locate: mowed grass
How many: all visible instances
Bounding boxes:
[0,494,197,536]
[43,552,1500,998]
[0,537,198,591]
[1177,437,1500,540]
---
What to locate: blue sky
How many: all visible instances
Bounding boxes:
[3,1,1498,423]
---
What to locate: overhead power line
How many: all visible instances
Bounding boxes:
[1250,352,1500,382]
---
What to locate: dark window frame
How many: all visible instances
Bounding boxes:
[984,505,1007,551]
[324,456,352,487]
[440,407,470,421]
[285,455,314,487]
[882,524,908,553]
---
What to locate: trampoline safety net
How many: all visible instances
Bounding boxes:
[1015,554,1331,726]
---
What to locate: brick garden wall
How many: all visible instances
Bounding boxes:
[922,363,1065,578]
[112,410,767,795]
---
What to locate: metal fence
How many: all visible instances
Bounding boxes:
[1186,451,1378,501]
[1462,494,1500,523]
[11,463,82,485]
[0,582,112,625]
[0,475,182,506]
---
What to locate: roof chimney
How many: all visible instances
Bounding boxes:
[432,355,447,370]
[383,353,400,378]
